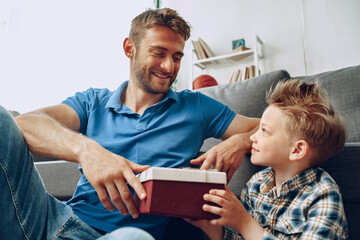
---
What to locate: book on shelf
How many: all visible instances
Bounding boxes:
[241,66,249,80]
[191,40,201,60]
[228,71,235,83]
[192,38,251,61]
[249,65,256,78]
[229,69,242,83]
[229,69,240,83]
[196,40,208,59]
[192,38,215,60]
[228,65,257,83]
[198,38,215,58]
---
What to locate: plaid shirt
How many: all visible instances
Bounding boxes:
[224,167,348,240]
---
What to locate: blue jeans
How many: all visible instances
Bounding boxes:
[0,106,154,240]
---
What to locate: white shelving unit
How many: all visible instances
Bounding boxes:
[189,35,265,89]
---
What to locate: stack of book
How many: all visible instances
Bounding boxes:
[229,65,257,83]
[191,38,215,60]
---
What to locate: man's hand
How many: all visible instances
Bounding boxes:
[191,115,259,182]
[15,104,149,219]
[190,134,248,182]
[79,140,149,219]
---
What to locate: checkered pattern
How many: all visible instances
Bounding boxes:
[224,167,348,240]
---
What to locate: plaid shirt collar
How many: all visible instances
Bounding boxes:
[260,167,318,195]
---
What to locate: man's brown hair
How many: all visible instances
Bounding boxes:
[266,79,346,165]
[129,8,191,48]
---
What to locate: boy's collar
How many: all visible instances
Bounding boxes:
[260,167,318,194]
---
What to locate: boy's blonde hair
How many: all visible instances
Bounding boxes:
[266,79,346,165]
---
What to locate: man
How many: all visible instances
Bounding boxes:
[1,8,258,240]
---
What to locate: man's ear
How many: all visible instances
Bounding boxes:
[289,140,310,161]
[123,38,135,58]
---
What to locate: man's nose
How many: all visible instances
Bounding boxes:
[160,56,174,73]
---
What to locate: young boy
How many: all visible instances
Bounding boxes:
[188,79,349,239]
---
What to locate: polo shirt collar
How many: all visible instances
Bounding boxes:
[105,81,128,110]
[105,80,179,112]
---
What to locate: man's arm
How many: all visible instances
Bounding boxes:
[191,114,259,181]
[15,104,149,218]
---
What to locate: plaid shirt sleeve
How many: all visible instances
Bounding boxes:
[260,185,348,240]
[296,185,348,239]
[223,227,244,240]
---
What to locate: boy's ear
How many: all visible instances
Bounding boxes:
[289,140,310,161]
[123,38,135,58]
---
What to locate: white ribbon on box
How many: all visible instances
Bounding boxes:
[137,167,227,184]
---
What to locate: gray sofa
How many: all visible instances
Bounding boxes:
[12,65,360,239]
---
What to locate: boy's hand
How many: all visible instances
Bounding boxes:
[203,186,265,239]
[202,186,243,229]
[184,218,223,240]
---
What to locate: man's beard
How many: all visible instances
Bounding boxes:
[133,58,176,94]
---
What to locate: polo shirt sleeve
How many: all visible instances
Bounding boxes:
[62,88,95,134]
[197,92,236,139]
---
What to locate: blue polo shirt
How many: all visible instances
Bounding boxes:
[62,81,235,239]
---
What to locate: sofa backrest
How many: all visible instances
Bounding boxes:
[198,70,291,118]
[297,65,360,239]
[298,65,360,142]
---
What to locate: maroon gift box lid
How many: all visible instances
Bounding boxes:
[137,167,227,184]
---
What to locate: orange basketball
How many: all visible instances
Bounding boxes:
[193,75,218,90]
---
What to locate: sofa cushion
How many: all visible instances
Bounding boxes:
[297,65,360,142]
[322,142,360,203]
[35,161,80,200]
[227,154,264,198]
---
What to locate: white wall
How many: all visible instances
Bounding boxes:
[301,0,360,74]
[166,0,360,87]
[1,0,359,113]
[0,0,152,113]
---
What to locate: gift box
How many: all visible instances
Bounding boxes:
[135,167,227,219]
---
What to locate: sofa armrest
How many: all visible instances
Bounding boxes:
[35,160,80,201]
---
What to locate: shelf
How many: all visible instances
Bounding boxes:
[193,49,254,69]
[189,35,264,89]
